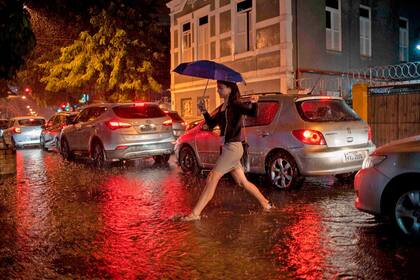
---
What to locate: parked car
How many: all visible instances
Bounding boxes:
[60,102,176,167]
[40,112,78,152]
[175,93,375,189]
[163,110,187,138]
[3,116,46,149]
[0,119,9,138]
[354,135,420,237]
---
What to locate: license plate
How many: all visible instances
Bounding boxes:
[30,137,38,141]
[140,125,156,131]
[343,151,366,162]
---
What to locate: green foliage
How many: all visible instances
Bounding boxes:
[40,9,163,102]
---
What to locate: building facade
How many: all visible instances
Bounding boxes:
[167,0,420,121]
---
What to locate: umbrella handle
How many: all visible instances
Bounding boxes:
[202,79,209,98]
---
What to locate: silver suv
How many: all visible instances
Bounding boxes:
[60,102,175,167]
[175,94,376,189]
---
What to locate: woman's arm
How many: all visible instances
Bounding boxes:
[203,110,220,129]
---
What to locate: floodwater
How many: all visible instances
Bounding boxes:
[0,149,419,279]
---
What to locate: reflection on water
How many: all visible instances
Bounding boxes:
[0,150,419,279]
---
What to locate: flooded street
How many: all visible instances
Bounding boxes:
[0,149,419,279]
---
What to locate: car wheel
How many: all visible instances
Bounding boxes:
[61,139,74,161]
[153,154,170,164]
[179,146,200,175]
[266,151,302,190]
[92,142,106,168]
[392,188,420,237]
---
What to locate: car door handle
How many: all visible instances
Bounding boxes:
[259,132,270,137]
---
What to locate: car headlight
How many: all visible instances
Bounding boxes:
[362,155,387,169]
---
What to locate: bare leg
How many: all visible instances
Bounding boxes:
[230,167,271,210]
[183,170,224,221]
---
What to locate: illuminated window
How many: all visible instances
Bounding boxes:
[325,0,341,51]
[181,98,193,117]
[399,18,409,62]
[235,0,253,54]
[360,6,371,57]
[182,22,192,62]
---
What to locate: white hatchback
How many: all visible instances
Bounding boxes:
[355,135,420,236]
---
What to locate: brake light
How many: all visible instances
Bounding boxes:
[105,121,132,130]
[163,119,172,126]
[368,126,372,141]
[13,127,21,134]
[292,129,326,145]
[135,102,145,107]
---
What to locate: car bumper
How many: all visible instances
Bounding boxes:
[354,167,390,215]
[105,141,175,161]
[13,134,41,146]
[291,144,376,176]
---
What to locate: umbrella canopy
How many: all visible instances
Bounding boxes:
[173,60,245,83]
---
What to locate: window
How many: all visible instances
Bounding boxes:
[296,99,360,122]
[325,0,341,51]
[182,22,192,62]
[113,104,166,119]
[181,98,193,117]
[236,0,253,54]
[244,102,279,127]
[197,16,209,60]
[359,6,371,57]
[399,18,409,62]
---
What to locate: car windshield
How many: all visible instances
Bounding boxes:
[113,104,166,119]
[18,118,45,126]
[296,99,360,122]
[166,112,184,122]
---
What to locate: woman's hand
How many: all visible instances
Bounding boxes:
[249,95,259,103]
[197,98,207,113]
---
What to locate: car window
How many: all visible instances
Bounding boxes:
[113,104,166,119]
[244,101,280,127]
[296,99,360,122]
[87,107,107,122]
[76,108,91,122]
[18,118,45,126]
[65,114,77,124]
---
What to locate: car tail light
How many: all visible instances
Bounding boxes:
[292,129,326,145]
[135,102,145,107]
[105,121,132,130]
[163,119,172,126]
[13,127,21,134]
[368,126,372,141]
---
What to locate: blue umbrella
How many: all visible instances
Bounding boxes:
[173,60,245,83]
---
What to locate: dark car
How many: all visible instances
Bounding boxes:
[40,112,78,152]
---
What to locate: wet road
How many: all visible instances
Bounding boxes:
[0,149,419,279]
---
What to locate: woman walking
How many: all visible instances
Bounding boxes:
[182,80,273,221]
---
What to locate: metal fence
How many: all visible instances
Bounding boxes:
[292,62,420,99]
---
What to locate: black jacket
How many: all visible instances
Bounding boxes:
[203,100,258,143]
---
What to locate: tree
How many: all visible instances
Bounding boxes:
[39,2,166,102]
[0,0,36,96]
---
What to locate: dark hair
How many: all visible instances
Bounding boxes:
[218,80,240,104]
